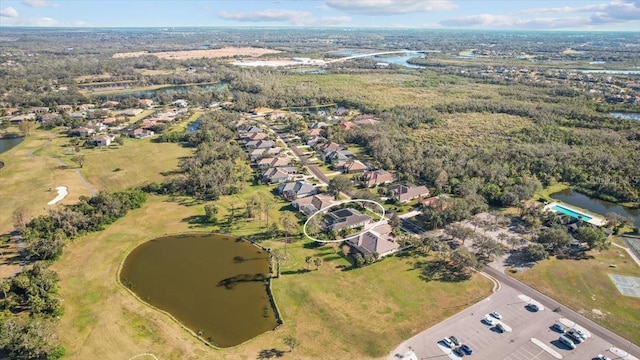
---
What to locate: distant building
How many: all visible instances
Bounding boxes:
[322,208,372,232]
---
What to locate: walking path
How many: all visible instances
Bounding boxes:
[52,157,97,196]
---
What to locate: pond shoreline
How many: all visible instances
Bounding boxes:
[117,232,282,349]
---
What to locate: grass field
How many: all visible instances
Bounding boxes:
[51,195,492,360]
[511,241,640,345]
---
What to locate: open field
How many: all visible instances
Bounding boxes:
[511,242,640,345]
[112,47,281,60]
[51,194,492,359]
[0,128,192,235]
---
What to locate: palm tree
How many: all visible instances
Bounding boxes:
[313,257,323,270]
[280,212,298,256]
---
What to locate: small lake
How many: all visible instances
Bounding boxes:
[609,112,640,121]
[551,189,640,227]
[0,136,23,154]
[327,50,426,68]
[119,234,278,347]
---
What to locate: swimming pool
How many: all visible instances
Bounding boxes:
[550,204,592,221]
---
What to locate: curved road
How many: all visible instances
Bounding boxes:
[483,266,640,356]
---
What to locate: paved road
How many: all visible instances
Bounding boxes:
[483,266,640,356]
[287,143,331,185]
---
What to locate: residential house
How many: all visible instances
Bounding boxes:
[257,156,291,169]
[4,108,20,116]
[322,208,372,232]
[69,127,94,137]
[308,128,323,137]
[354,118,378,126]
[265,147,282,157]
[355,114,375,122]
[70,111,87,119]
[101,101,120,108]
[347,223,400,259]
[337,159,369,174]
[310,121,328,129]
[335,107,350,116]
[28,106,49,114]
[250,107,274,116]
[119,108,144,117]
[238,125,263,134]
[56,105,73,113]
[78,104,96,111]
[241,131,269,142]
[40,113,59,124]
[339,121,356,130]
[261,167,295,184]
[250,149,267,161]
[325,149,354,164]
[102,117,118,126]
[138,99,153,108]
[92,134,115,147]
[316,141,344,154]
[9,114,36,124]
[292,194,336,216]
[129,128,154,139]
[172,99,189,108]
[245,139,275,149]
[306,135,325,147]
[278,180,318,200]
[388,184,430,202]
[361,169,396,187]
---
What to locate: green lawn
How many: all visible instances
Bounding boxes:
[534,183,570,202]
[511,241,640,345]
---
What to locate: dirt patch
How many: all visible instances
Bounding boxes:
[592,308,605,319]
[113,47,281,60]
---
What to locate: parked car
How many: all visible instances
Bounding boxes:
[495,323,505,333]
[595,355,611,360]
[442,337,455,348]
[461,344,473,355]
[552,323,566,333]
[490,311,502,319]
[526,303,539,312]
[453,347,464,357]
[483,315,495,326]
[575,328,587,339]
[449,336,460,346]
[566,329,584,344]
[559,335,576,350]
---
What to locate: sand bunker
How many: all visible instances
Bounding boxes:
[47,186,68,205]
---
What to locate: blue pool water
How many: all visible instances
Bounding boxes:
[551,205,592,221]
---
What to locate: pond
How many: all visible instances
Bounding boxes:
[551,189,640,227]
[609,112,640,121]
[0,136,23,154]
[119,234,279,347]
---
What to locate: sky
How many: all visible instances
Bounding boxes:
[0,0,639,30]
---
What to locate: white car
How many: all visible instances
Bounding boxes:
[490,311,502,319]
[483,315,495,326]
[596,355,611,360]
[441,337,454,348]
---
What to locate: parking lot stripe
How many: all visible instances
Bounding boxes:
[531,337,563,359]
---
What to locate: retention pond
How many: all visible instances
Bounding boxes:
[119,234,278,347]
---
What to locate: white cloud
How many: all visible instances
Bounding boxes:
[441,0,640,29]
[20,0,56,8]
[216,9,350,26]
[0,6,19,18]
[325,0,456,15]
[217,9,311,24]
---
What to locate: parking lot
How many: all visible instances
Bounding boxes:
[389,285,631,360]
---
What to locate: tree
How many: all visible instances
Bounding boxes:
[354,253,365,268]
[312,256,323,270]
[71,154,86,168]
[280,212,298,256]
[536,225,572,254]
[505,235,521,250]
[574,226,610,251]
[306,215,321,236]
[328,175,353,199]
[0,317,65,360]
[245,195,260,219]
[114,136,124,146]
[283,335,300,353]
[389,212,401,233]
[204,204,218,224]
[605,212,630,230]
[18,120,36,137]
[523,243,548,261]
[444,223,475,245]
[472,234,505,260]
[449,248,480,278]
[305,256,312,270]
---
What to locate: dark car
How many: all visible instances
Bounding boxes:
[566,329,584,344]
[495,323,505,333]
[526,303,539,312]
[450,336,460,346]
[552,323,566,333]
[453,347,464,357]
[461,344,473,355]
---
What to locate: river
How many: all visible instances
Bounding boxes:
[551,189,640,227]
